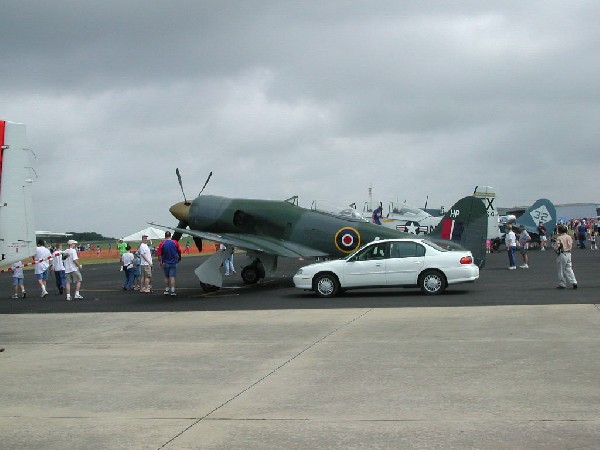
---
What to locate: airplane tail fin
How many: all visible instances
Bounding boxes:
[0,121,37,268]
[515,199,556,236]
[430,196,488,268]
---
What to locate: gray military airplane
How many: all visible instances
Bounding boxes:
[151,171,488,291]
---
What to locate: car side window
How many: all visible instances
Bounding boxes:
[389,241,426,258]
[356,243,388,261]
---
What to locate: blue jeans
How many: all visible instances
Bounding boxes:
[508,246,516,267]
[123,267,135,289]
[54,270,66,290]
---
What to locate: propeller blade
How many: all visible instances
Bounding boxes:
[176,168,188,204]
[172,220,188,242]
[199,171,212,196]
[192,236,203,253]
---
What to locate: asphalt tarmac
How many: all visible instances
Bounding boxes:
[1,248,599,448]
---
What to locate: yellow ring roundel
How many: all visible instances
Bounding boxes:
[334,227,361,253]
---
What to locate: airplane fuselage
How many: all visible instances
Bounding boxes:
[188,195,405,257]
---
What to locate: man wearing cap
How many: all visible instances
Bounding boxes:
[139,234,153,293]
[64,239,84,300]
[157,231,182,297]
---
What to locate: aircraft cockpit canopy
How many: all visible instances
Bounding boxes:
[389,203,431,218]
[311,200,369,222]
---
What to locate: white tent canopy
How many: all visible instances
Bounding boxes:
[122,226,166,242]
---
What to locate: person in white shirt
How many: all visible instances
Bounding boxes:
[120,245,135,290]
[11,261,26,299]
[504,225,517,270]
[64,239,83,301]
[51,242,67,294]
[139,235,153,293]
[518,225,531,268]
[33,240,52,297]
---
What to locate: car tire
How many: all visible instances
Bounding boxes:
[313,273,340,298]
[419,270,446,295]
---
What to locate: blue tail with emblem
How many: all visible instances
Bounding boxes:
[514,198,556,237]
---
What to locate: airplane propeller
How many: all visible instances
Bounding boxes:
[171,168,212,253]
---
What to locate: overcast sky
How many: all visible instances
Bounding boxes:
[1,1,598,238]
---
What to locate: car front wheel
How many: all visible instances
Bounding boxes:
[419,270,446,295]
[313,273,340,298]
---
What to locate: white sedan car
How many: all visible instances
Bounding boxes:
[293,238,479,297]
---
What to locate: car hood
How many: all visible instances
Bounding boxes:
[298,259,347,273]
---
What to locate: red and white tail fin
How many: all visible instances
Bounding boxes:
[0,120,36,268]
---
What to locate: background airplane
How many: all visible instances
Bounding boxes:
[0,120,36,268]
[381,202,444,234]
[505,198,557,240]
[152,171,488,291]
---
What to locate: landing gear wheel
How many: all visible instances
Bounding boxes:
[419,270,446,295]
[241,262,266,285]
[200,282,219,293]
[313,273,340,298]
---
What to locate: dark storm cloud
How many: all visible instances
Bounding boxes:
[1,1,599,236]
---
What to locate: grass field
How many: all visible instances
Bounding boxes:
[75,240,219,265]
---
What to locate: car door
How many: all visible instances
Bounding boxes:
[385,241,426,285]
[342,242,388,287]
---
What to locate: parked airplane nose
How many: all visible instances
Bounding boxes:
[169,202,190,222]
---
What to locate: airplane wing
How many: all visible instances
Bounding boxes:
[149,222,329,258]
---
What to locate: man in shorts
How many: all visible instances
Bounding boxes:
[518,225,531,268]
[157,231,182,297]
[64,239,84,301]
[33,240,52,297]
[537,222,548,251]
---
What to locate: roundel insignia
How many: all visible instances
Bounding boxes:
[404,221,421,235]
[334,227,361,253]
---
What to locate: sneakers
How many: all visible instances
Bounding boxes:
[519,264,529,269]
[41,290,48,298]
[12,294,18,299]
[74,294,84,299]
[508,266,516,270]
[66,294,72,301]
[170,292,177,297]
[541,247,546,251]
[21,291,26,299]
[164,289,170,296]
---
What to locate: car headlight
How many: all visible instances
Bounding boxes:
[296,268,303,275]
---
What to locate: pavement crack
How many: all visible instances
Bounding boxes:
[158,308,374,449]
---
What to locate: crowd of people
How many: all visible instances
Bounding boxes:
[8,231,201,301]
[500,217,599,290]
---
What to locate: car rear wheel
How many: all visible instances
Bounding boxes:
[313,273,340,298]
[419,270,446,295]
